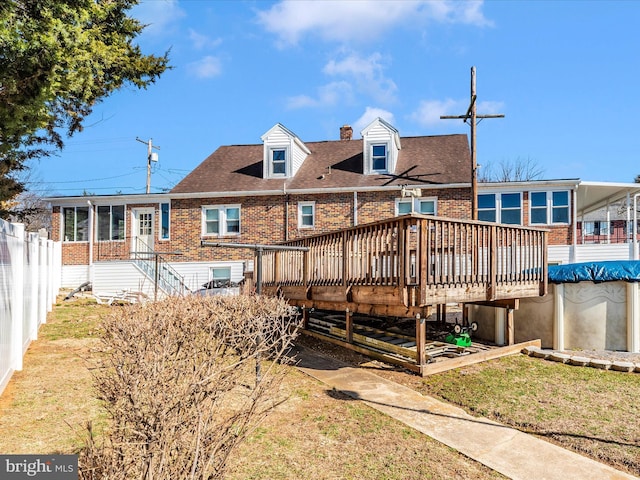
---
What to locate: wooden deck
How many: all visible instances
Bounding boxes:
[260,213,548,375]
[261,214,547,316]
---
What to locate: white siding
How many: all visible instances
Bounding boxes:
[172,261,245,291]
[61,265,89,289]
[362,120,400,174]
[547,245,572,265]
[548,244,634,265]
[575,244,632,263]
[261,124,309,178]
[291,142,307,176]
[93,262,155,299]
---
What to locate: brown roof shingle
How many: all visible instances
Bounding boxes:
[171,134,471,194]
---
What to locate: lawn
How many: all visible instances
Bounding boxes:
[1,295,638,478]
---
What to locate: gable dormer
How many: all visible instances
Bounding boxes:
[361,117,401,175]
[261,123,311,179]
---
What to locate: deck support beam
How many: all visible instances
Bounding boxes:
[416,313,426,373]
[345,308,353,344]
[506,307,515,346]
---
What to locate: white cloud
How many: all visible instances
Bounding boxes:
[324,52,397,104]
[256,0,491,47]
[189,29,223,50]
[134,0,186,37]
[188,56,222,79]
[353,107,396,137]
[409,99,466,127]
[477,100,506,115]
[286,81,353,109]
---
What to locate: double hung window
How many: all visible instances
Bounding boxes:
[298,202,315,228]
[271,148,286,176]
[371,144,388,172]
[203,205,240,236]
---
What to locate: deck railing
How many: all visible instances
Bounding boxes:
[261,214,547,310]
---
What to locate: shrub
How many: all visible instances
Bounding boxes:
[79,295,301,479]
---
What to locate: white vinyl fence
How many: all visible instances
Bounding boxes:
[0,218,61,397]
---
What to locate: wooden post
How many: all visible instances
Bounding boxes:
[346,308,353,344]
[302,306,309,330]
[415,313,426,374]
[488,225,497,301]
[506,308,515,346]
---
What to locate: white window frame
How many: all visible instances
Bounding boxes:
[478,192,522,225]
[210,266,232,285]
[529,190,570,225]
[160,202,170,240]
[270,147,288,177]
[298,201,315,229]
[202,204,241,237]
[96,205,125,242]
[395,197,437,216]
[583,220,609,236]
[370,143,389,173]
[62,206,90,242]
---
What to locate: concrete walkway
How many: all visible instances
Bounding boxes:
[296,347,638,480]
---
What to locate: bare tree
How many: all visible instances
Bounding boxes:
[479,156,545,182]
[6,168,52,233]
[79,295,302,480]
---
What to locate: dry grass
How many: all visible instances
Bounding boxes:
[4,296,638,478]
[0,295,502,479]
[0,297,106,454]
[298,336,640,478]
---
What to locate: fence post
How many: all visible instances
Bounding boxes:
[38,237,47,325]
[28,233,39,341]
[9,223,25,372]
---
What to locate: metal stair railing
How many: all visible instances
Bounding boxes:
[131,238,190,299]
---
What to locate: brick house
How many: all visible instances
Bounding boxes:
[48,117,640,297]
[49,118,474,296]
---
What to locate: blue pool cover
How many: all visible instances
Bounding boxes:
[548,261,640,283]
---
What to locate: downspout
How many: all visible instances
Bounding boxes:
[571,188,578,263]
[353,191,358,226]
[87,200,94,285]
[634,193,640,260]
[606,203,611,244]
[284,183,289,241]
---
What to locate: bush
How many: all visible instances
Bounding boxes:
[79,295,301,479]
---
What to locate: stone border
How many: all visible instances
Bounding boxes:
[522,346,640,373]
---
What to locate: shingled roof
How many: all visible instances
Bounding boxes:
[171,134,471,194]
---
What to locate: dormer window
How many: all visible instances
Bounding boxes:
[371,144,388,171]
[361,117,400,175]
[271,148,287,175]
[261,123,310,179]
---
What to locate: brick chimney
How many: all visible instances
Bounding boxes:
[340,125,353,141]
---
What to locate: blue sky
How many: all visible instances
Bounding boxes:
[31,0,640,196]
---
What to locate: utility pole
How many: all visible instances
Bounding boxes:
[441,67,504,220]
[136,137,160,194]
